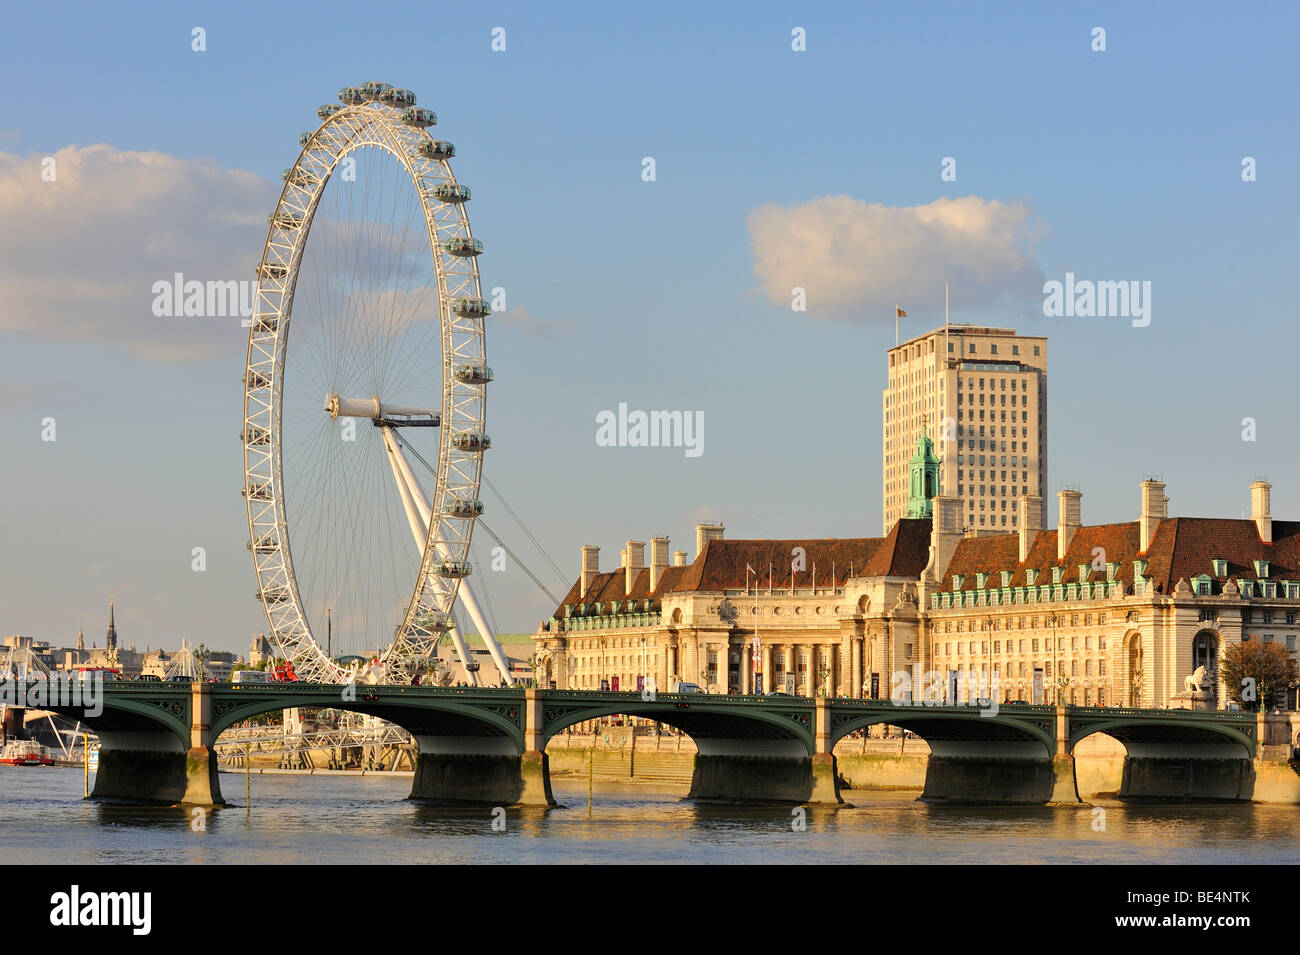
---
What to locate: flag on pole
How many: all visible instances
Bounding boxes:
[895,306,907,318]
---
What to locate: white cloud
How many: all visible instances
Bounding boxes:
[0,144,276,360]
[747,195,1046,319]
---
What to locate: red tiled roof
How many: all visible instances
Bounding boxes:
[937,517,1300,594]
[674,537,889,593]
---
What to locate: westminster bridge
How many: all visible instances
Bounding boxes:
[41,683,1267,808]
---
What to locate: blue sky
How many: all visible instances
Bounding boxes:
[2,1,1298,656]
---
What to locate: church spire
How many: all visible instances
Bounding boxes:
[106,597,117,651]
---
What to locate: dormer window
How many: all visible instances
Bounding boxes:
[1212,559,1228,578]
[1239,579,1254,598]
[1193,575,1213,596]
[952,574,965,590]
[976,572,988,589]
[1255,559,1270,578]
[1106,562,1119,581]
[1077,564,1089,583]
[1051,566,1063,584]
[1026,569,1039,586]
[1133,559,1148,578]
[1001,571,1012,587]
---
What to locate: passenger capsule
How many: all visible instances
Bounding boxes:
[454,363,494,385]
[433,182,470,203]
[381,88,418,108]
[338,87,365,106]
[400,106,436,128]
[281,168,315,186]
[415,611,454,633]
[442,237,483,257]
[360,81,393,100]
[244,482,272,501]
[452,432,491,452]
[243,426,270,445]
[256,588,290,604]
[248,535,280,554]
[243,371,271,389]
[444,498,484,518]
[252,314,279,333]
[451,298,490,319]
[268,212,303,229]
[317,104,342,121]
[256,263,288,280]
[434,560,473,579]
[418,140,455,161]
[298,132,313,147]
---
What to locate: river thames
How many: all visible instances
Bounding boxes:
[1,768,1296,864]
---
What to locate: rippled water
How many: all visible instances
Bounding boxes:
[0,767,1296,864]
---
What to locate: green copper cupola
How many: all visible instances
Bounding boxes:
[905,417,941,519]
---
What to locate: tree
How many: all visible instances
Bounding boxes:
[1220,640,1298,711]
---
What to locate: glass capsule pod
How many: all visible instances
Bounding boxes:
[442,237,483,257]
[418,140,455,160]
[268,212,303,229]
[452,432,491,452]
[256,262,288,280]
[257,588,290,604]
[298,132,312,146]
[381,87,418,108]
[248,535,279,554]
[243,426,270,445]
[433,182,470,203]
[281,168,315,186]
[244,482,272,501]
[338,87,365,105]
[317,104,342,121]
[400,106,436,128]
[451,297,490,319]
[360,81,393,100]
[244,370,271,389]
[252,314,279,333]
[415,611,454,633]
[434,560,473,579]
[453,363,494,385]
[444,498,484,518]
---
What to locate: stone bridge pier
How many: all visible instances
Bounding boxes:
[90,682,222,807]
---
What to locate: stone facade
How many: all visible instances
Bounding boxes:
[534,482,1300,713]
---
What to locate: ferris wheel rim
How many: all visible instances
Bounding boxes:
[242,87,489,684]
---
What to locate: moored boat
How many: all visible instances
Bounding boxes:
[0,739,54,766]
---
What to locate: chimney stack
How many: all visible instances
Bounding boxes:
[580,545,600,600]
[1018,495,1043,563]
[649,537,670,592]
[1057,489,1082,559]
[1251,480,1272,544]
[1139,479,1167,553]
[625,540,645,595]
[695,522,725,559]
[672,550,688,567]
[926,495,963,581]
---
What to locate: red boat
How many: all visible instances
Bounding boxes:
[0,740,54,766]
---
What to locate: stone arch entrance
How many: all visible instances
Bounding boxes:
[1190,629,1220,700]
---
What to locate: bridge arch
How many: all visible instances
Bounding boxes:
[827,707,1055,758]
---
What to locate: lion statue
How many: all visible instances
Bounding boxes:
[1184,664,1210,693]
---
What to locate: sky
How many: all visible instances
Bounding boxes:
[1,1,1298,657]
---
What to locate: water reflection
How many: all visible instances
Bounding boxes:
[0,767,1294,865]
